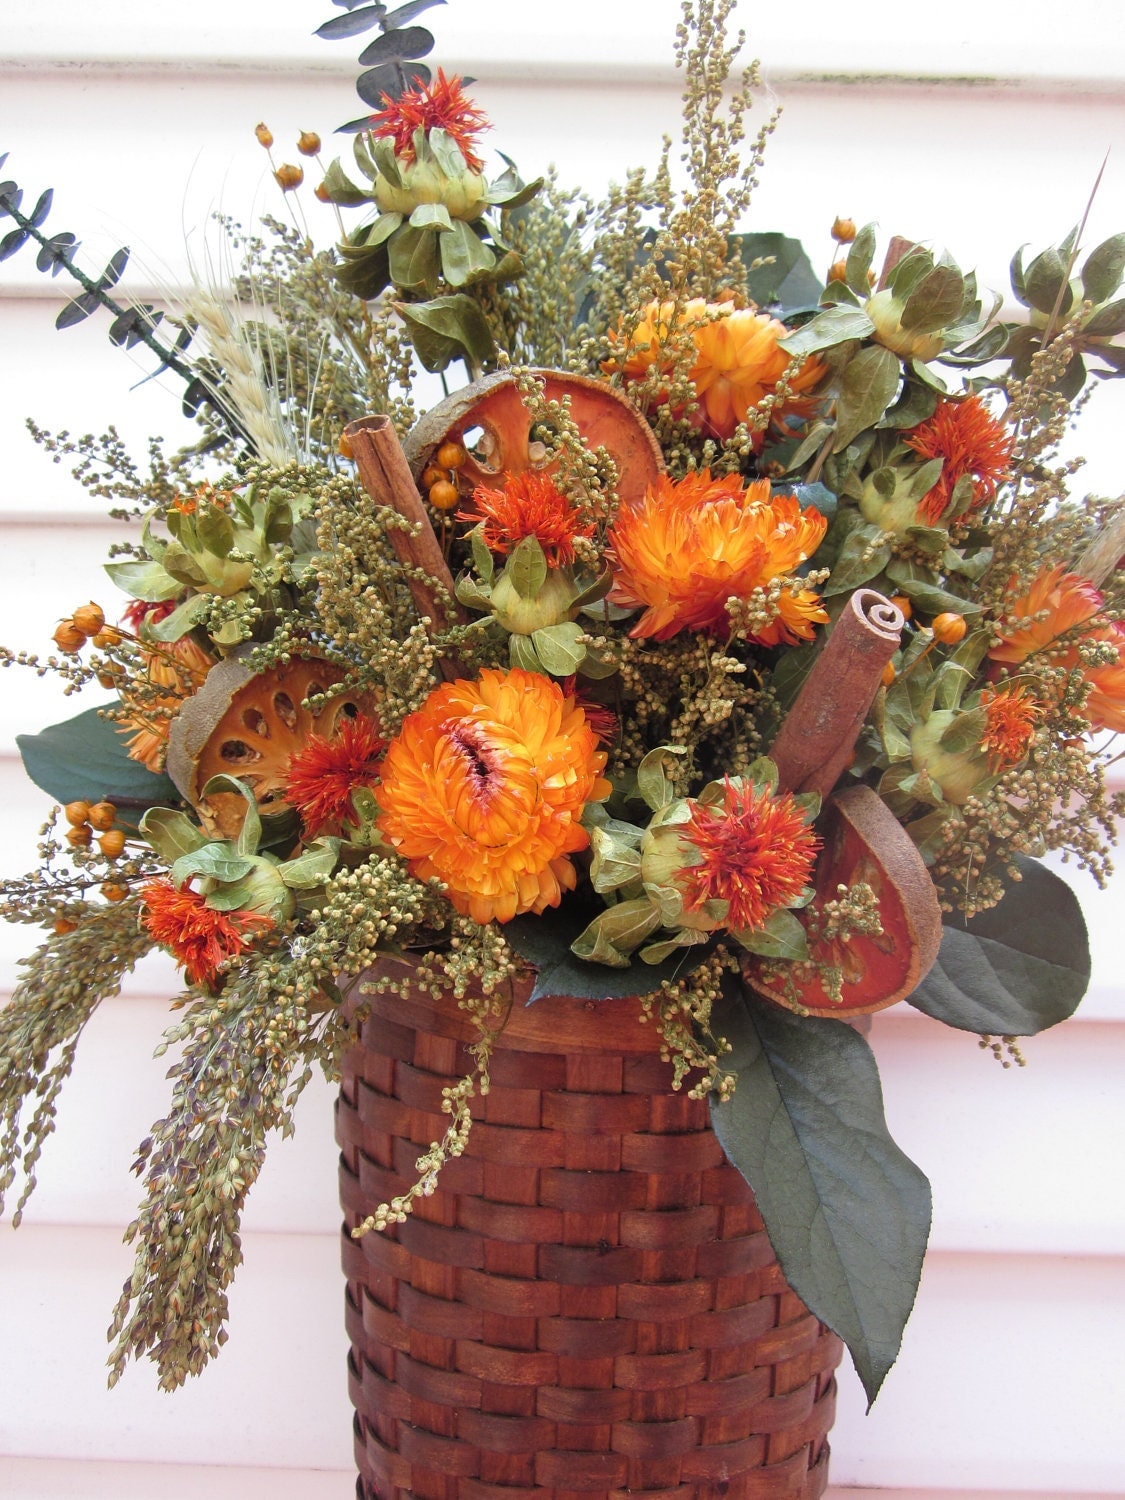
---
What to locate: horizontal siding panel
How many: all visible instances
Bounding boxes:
[1,1225,1122,1492]
[2,0,1123,85]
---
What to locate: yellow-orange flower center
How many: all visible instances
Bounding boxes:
[376,667,611,924]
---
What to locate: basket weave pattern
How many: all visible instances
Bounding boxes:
[338,988,843,1499]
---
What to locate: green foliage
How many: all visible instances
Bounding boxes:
[17,706,179,818]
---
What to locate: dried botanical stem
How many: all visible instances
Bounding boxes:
[1074,500,1125,587]
[770,589,904,798]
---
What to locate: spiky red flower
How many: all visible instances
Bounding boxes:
[679,779,819,934]
[140,877,272,988]
[121,598,176,632]
[904,395,1013,525]
[459,472,595,568]
[369,69,490,172]
[980,685,1040,771]
[283,713,386,838]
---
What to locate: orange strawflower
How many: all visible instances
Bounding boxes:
[561,676,617,748]
[376,667,611,924]
[1083,621,1125,733]
[459,472,594,568]
[283,713,386,838]
[607,471,829,645]
[980,685,1041,771]
[905,395,1014,525]
[679,779,819,934]
[988,566,1103,666]
[611,299,825,445]
[140,877,273,989]
[118,635,216,774]
[370,69,490,172]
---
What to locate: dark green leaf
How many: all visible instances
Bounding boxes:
[1081,233,1125,304]
[439,218,495,287]
[907,856,1089,1034]
[884,558,982,616]
[357,24,434,66]
[733,232,822,313]
[0,226,29,260]
[55,291,99,329]
[17,707,179,815]
[388,222,441,291]
[709,981,931,1407]
[29,188,53,227]
[97,246,129,290]
[845,223,876,297]
[355,62,431,109]
[321,158,371,206]
[399,292,495,372]
[822,523,891,596]
[877,380,937,430]
[384,0,448,26]
[506,892,715,1002]
[900,265,965,333]
[315,4,386,39]
[1024,247,1071,317]
[1084,298,1125,337]
[833,345,901,450]
[779,305,875,358]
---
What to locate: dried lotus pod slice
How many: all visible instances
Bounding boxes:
[402,369,664,507]
[744,784,942,1017]
[165,655,372,840]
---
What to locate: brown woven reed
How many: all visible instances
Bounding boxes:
[338,982,843,1500]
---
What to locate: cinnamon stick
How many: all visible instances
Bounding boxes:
[769,588,904,799]
[344,415,469,644]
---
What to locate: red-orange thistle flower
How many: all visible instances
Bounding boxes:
[607,471,829,645]
[459,472,594,567]
[989,566,1104,666]
[377,668,611,924]
[370,69,490,172]
[980,685,1040,771]
[679,780,819,934]
[905,395,1013,525]
[283,713,386,838]
[611,299,825,445]
[140,877,272,988]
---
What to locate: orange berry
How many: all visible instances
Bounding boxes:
[421,465,445,488]
[102,881,129,903]
[881,661,897,687]
[436,441,466,470]
[827,260,848,283]
[255,122,274,148]
[832,217,857,243]
[53,916,78,935]
[88,801,118,831]
[66,825,93,848]
[338,431,354,460]
[297,130,322,157]
[72,602,105,637]
[98,829,127,859]
[429,480,460,511]
[64,800,91,827]
[890,594,913,620]
[92,625,122,648]
[53,619,86,653]
[314,181,331,203]
[932,612,967,645]
[274,163,304,192]
[867,268,877,288]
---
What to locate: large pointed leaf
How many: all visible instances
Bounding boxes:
[17,706,179,814]
[907,856,1089,1034]
[709,981,931,1406]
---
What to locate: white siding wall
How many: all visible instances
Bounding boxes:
[1,4,1123,1496]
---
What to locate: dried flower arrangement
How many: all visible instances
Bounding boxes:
[1,0,1123,1413]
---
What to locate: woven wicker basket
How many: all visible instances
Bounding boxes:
[337,982,843,1500]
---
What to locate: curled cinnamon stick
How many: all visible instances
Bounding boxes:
[769,589,904,799]
[344,415,469,641]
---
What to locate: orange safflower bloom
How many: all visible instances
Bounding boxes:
[607,470,829,645]
[988,566,1103,666]
[612,299,825,444]
[1083,621,1125,733]
[459,472,595,568]
[905,395,1014,525]
[680,779,819,934]
[370,69,490,172]
[284,713,386,838]
[980,685,1040,770]
[140,877,272,988]
[376,668,611,924]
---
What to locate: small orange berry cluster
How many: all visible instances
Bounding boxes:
[422,440,468,512]
[53,602,109,654]
[255,122,323,195]
[64,799,126,860]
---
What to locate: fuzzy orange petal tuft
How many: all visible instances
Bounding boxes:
[607,471,829,644]
[284,713,386,838]
[459,472,594,568]
[905,394,1014,525]
[980,685,1041,770]
[376,667,611,924]
[369,68,490,172]
[140,877,272,988]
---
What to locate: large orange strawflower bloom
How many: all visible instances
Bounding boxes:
[679,780,819,934]
[459,472,594,568]
[283,713,386,838]
[376,668,611,924]
[607,471,829,645]
[1082,621,1125,733]
[611,299,825,444]
[905,395,1014,525]
[988,566,1103,666]
[140,878,273,989]
[980,685,1040,771]
[370,69,490,172]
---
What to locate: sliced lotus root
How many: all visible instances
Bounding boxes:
[402,369,664,507]
[743,784,943,1017]
[166,655,374,840]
